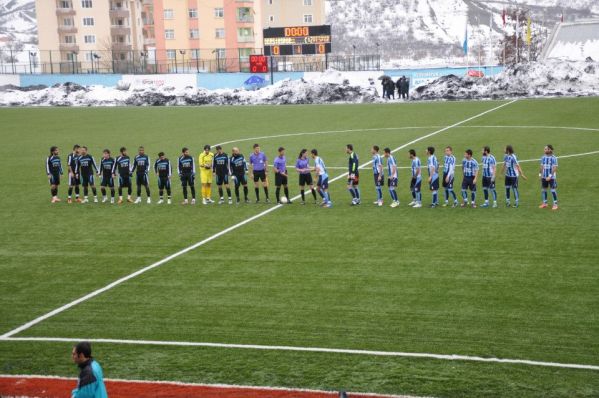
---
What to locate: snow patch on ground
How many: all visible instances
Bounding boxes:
[412,59,599,100]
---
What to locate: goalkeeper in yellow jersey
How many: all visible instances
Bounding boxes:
[199,144,214,204]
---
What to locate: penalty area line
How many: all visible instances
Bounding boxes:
[3,336,599,371]
[0,99,517,340]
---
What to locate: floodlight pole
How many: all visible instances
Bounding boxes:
[269,55,274,85]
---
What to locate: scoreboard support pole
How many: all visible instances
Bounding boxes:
[269,56,274,85]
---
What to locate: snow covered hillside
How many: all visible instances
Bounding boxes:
[0,0,36,44]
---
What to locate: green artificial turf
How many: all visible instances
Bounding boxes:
[1,98,598,397]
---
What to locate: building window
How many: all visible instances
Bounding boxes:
[82,17,94,26]
[239,48,252,60]
[269,15,274,23]
[163,9,174,19]
[215,28,225,39]
[215,48,225,58]
[66,52,76,61]
[165,29,174,39]
[190,49,200,59]
[303,14,313,23]
[304,0,312,5]
[237,27,253,42]
[189,8,197,18]
[60,1,71,9]
[84,35,95,43]
[268,0,273,4]
[237,7,253,23]
[63,18,74,26]
[166,50,176,60]
[63,35,76,43]
[214,8,224,18]
[81,0,92,8]
[189,29,199,39]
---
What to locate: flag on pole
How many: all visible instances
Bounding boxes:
[502,8,506,27]
[561,11,564,23]
[463,24,468,55]
[526,16,532,45]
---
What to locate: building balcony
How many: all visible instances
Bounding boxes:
[55,8,76,16]
[109,8,130,18]
[57,25,78,33]
[144,37,156,45]
[143,0,153,4]
[237,37,255,43]
[112,43,132,51]
[59,43,79,52]
[237,16,254,23]
[111,25,130,35]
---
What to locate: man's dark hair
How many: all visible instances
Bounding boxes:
[138,146,144,150]
[427,146,435,155]
[203,144,210,151]
[73,144,80,150]
[278,146,284,152]
[384,147,391,154]
[446,146,452,151]
[311,149,318,156]
[120,147,126,153]
[298,148,307,159]
[182,147,188,153]
[158,151,165,157]
[215,145,222,151]
[484,146,491,154]
[409,149,416,157]
[75,341,92,358]
[506,145,514,154]
[103,149,110,154]
[547,144,554,151]
[253,143,260,149]
[346,144,353,151]
[50,146,58,154]
[466,149,473,156]
[82,146,88,151]
[372,145,379,152]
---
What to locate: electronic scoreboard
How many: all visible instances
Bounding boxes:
[263,25,332,56]
[249,55,268,73]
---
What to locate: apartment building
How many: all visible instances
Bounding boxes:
[261,0,325,28]
[36,0,146,73]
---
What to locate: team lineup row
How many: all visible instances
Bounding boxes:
[45,142,559,209]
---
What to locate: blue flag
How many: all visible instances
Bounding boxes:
[463,24,468,55]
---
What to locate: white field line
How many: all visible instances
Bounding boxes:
[0,374,423,398]
[0,100,516,340]
[4,336,599,371]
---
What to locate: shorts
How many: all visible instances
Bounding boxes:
[373,174,384,187]
[505,176,519,188]
[482,176,496,189]
[275,173,288,186]
[200,170,212,184]
[541,178,557,189]
[49,173,60,186]
[388,178,398,188]
[100,175,114,188]
[347,174,359,186]
[410,177,421,192]
[158,176,170,190]
[317,175,329,190]
[253,170,266,182]
[215,173,229,186]
[180,174,195,187]
[429,178,439,191]
[81,174,94,187]
[136,174,148,186]
[232,173,247,186]
[462,176,476,191]
[119,175,131,187]
[299,173,313,186]
[442,172,454,189]
[68,174,80,186]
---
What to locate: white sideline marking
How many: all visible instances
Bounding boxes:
[4,336,599,371]
[0,100,516,340]
[0,374,421,398]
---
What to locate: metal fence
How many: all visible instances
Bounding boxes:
[0,49,381,74]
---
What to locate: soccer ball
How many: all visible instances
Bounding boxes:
[280,196,288,204]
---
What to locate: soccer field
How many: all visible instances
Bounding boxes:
[1,98,599,398]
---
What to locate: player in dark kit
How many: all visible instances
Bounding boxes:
[131,146,151,204]
[154,152,172,204]
[115,147,133,204]
[346,144,361,205]
[78,146,99,203]
[98,149,116,204]
[230,147,250,203]
[213,145,232,204]
[66,144,81,203]
[178,147,196,205]
[46,146,63,203]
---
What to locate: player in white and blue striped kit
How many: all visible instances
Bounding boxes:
[539,144,558,210]
[481,146,498,208]
[383,147,400,208]
[311,149,332,208]
[501,145,527,207]
[461,149,479,208]
[426,146,439,208]
[442,146,458,207]
[372,146,384,206]
[408,149,422,208]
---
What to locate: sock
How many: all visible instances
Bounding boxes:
[235,185,240,200]
[159,189,164,199]
[506,187,511,201]
[416,192,421,203]
[471,191,476,202]
[483,188,489,201]
[284,187,289,200]
[75,186,80,197]
[183,186,188,199]
[444,188,449,202]
[101,187,106,197]
[166,188,171,197]
[243,186,248,200]
[92,187,97,196]
[311,188,317,200]
[349,188,356,198]
[119,187,123,197]
[376,186,382,201]
[324,191,330,202]
[492,189,497,201]
[462,189,467,201]
[110,188,115,198]
[218,187,223,198]
[542,190,548,203]
[551,189,558,203]
[275,187,280,202]
[84,186,89,196]
[137,186,142,196]
[355,188,360,199]
[145,186,151,197]
[264,187,269,199]
[301,189,305,201]
[450,189,457,201]
[432,191,438,204]
[206,185,211,198]
[128,186,132,196]
[318,189,324,198]
[190,186,196,199]
[390,189,397,201]
[514,187,519,203]
[68,187,73,197]
[226,188,231,199]
[411,190,416,200]
[255,187,260,200]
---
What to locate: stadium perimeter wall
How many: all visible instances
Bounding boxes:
[0,66,503,90]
